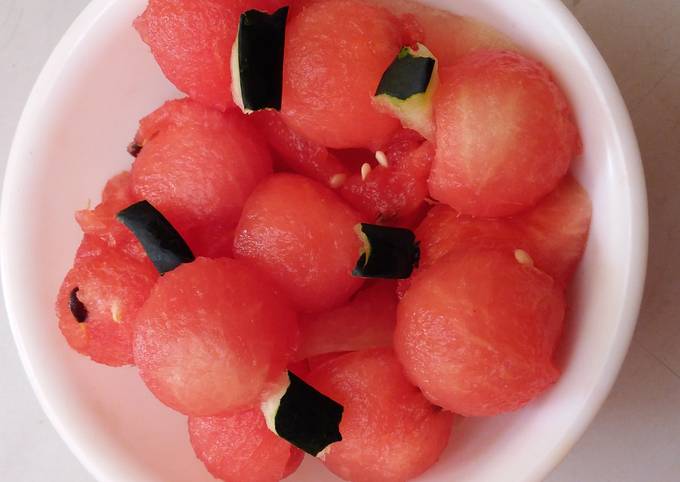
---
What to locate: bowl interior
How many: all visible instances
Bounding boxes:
[1,0,646,481]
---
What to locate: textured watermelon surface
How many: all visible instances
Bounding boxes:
[135,0,287,111]
[56,236,158,366]
[415,175,591,286]
[75,171,147,260]
[133,257,298,416]
[297,280,397,359]
[189,408,303,482]
[307,349,454,482]
[281,0,402,149]
[234,173,364,313]
[396,249,565,416]
[339,129,433,224]
[131,99,272,257]
[252,110,349,187]
[430,50,581,217]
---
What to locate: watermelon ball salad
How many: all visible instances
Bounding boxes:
[55,0,591,480]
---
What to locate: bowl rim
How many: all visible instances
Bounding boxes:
[1,0,648,481]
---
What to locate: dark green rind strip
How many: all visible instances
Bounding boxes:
[352,223,420,279]
[274,371,343,456]
[375,50,435,100]
[238,7,289,111]
[116,200,195,275]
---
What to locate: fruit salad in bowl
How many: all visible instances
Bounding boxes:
[1,0,646,481]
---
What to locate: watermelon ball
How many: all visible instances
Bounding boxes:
[189,408,304,482]
[281,0,402,150]
[75,171,146,260]
[252,110,350,188]
[339,129,433,224]
[134,0,287,111]
[55,236,158,366]
[297,280,397,360]
[429,50,581,217]
[133,257,298,416]
[415,175,591,286]
[234,173,364,313]
[307,349,454,482]
[131,99,272,257]
[395,248,565,417]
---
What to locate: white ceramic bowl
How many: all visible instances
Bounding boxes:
[1,0,647,480]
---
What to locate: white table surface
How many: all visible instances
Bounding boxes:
[1,1,679,481]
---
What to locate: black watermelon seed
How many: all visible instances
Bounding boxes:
[127,141,142,158]
[69,287,88,323]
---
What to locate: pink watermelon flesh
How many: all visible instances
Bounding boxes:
[189,408,304,482]
[56,236,158,366]
[134,0,287,111]
[307,349,454,482]
[519,175,592,285]
[287,359,311,378]
[78,167,235,260]
[415,175,591,287]
[281,0,402,149]
[252,110,350,187]
[131,98,272,257]
[133,257,298,416]
[297,280,397,360]
[430,50,581,217]
[233,173,364,313]
[395,248,565,417]
[306,352,349,372]
[249,110,430,214]
[339,129,433,224]
[75,171,148,261]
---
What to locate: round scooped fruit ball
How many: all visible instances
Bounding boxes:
[189,408,304,482]
[429,50,580,217]
[56,236,158,366]
[134,0,287,110]
[133,257,298,416]
[131,99,272,255]
[307,349,454,482]
[281,0,402,149]
[395,248,565,417]
[234,173,364,313]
